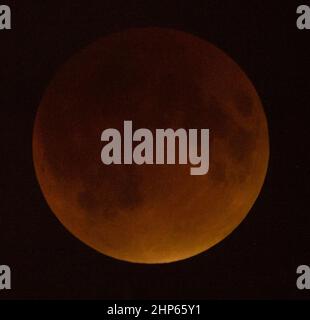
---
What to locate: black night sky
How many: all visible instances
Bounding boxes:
[1,0,310,299]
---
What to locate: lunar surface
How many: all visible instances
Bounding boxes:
[33,28,269,263]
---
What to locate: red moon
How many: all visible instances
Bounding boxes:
[33,28,269,263]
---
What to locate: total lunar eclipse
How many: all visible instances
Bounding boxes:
[33,28,269,263]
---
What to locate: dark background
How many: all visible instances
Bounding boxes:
[0,0,309,299]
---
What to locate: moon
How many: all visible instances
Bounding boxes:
[33,28,269,263]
